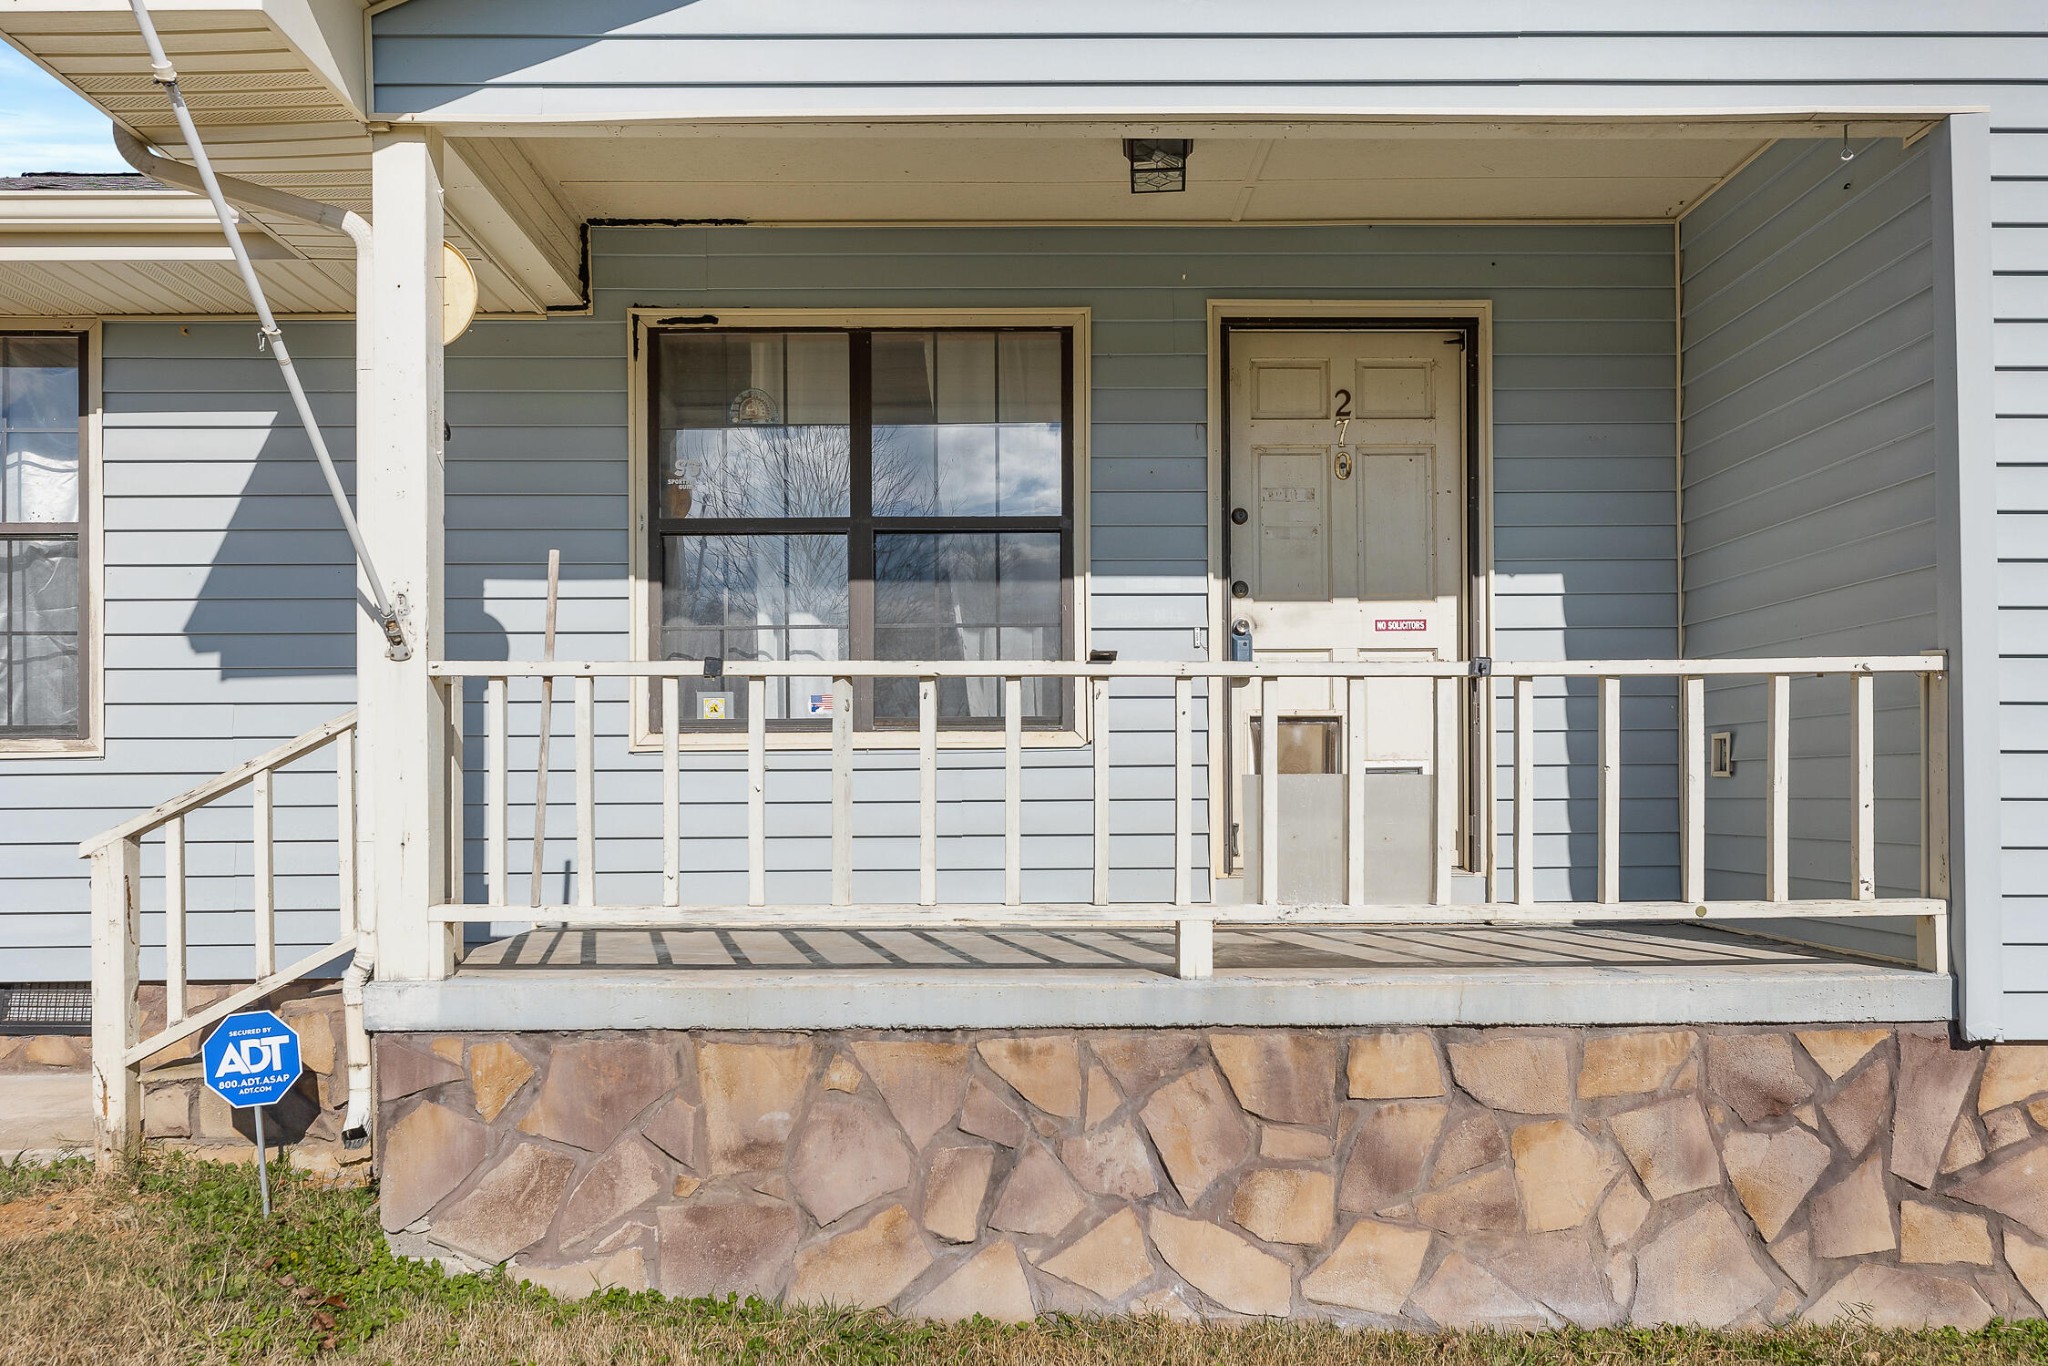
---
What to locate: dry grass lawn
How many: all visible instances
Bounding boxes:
[0,1154,2044,1366]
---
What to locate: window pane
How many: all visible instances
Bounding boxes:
[1,337,79,431]
[873,330,1064,517]
[660,534,847,722]
[2,537,79,733]
[4,432,79,523]
[873,532,1061,722]
[655,331,850,519]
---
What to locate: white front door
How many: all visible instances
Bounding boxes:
[1225,329,1467,882]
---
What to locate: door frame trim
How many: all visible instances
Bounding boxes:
[1205,299,1497,888]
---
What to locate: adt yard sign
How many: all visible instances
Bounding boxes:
[203,1010,301,1109]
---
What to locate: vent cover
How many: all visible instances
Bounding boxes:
[0,983,91,1034]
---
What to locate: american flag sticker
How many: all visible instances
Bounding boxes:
[808,692,833,715]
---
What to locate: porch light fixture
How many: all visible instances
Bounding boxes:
[1125,138,1193,193]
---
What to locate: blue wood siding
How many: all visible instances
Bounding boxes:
[0,324,358,983]
[1680,137,1939,963]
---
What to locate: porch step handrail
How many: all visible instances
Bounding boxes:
[82,710,360,1167]
[428,654,1951,983]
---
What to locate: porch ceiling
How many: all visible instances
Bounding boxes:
[510,125,1788,224]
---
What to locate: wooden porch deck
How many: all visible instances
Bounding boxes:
[456,921,1904,976]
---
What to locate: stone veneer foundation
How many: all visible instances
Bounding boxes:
[373,1025,2048,1328]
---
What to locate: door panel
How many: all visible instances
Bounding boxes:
[1226,329,1466,890]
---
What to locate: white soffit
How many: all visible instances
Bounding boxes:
[517,128,1793,223]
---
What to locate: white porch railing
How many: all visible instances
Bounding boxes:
[426,656,1950,981]
[81,711,359,1167]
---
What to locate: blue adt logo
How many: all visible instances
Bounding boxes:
[202,1010,303,1110]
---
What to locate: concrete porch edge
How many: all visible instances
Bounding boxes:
[363,963,1954,1034]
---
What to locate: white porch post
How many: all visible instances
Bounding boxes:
[358,129,450,982]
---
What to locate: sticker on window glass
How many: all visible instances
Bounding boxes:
[808,693,833,716]
[698,692,733,720]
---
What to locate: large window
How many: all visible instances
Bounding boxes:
[1,334,85,741]
[648,326,1074,729]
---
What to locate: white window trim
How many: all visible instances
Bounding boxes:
[626,305,1093,751]
[0,318,103,759]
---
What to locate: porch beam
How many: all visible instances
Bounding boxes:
[359,128,450,983]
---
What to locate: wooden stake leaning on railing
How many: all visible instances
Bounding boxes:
[529,549,560,908]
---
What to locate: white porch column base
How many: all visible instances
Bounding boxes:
[359,130,450,983]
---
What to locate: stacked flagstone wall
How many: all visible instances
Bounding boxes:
[373,1026,2048,1328]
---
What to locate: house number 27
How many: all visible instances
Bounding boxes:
[1333,388,1354,479]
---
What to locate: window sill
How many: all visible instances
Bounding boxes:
[0,736,102,760]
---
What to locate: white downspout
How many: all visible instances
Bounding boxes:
[118,2,385,1148]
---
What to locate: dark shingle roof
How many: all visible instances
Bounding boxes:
[0,172,168,192]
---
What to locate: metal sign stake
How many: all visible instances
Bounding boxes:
[254,1104,271,1218]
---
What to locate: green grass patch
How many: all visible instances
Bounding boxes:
[0,1155,2045,1364]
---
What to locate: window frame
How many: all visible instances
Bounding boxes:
[0,322,100,758]
[627,307,1092,751]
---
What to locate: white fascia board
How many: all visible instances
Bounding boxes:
[0,192,297,259]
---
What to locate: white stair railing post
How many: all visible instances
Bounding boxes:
[918,677,938,906]
[163,816,186,1025]
[1681,675,1706,904]
[1092,676,1112,905]
[1850,671,1876,900]
[1598,675,1621,904]
[90,835,141,1171]
[831,673,854,907]
[1513,674,1535,907]
[1766,673,1791,903]
[1004,676,1023,906]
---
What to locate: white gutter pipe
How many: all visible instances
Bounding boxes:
[115,0,408,663]
[122,0,384,1149]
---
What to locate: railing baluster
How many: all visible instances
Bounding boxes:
[1433,676,1458,904]
[1348,676,1368,906]
[1599,675,1621,904]
[1920,662,1951,972]
[661,676,680,907]
[747,676,767,907]
[918,677,937,907]
[575,674,595,907]
[1514,674,1535,907]
[1850,671,1875,900]
[832,674,853,907]
[1092,676,1112,905]
[1259,678,1280,907]
[336,726,357,937]
[163,815,186,1026]
[252,769,275,978]
[1174,675,1194,908]
[445,677,465,926]
[1004,675,1023,906]
[1766,673,1790,903]
[486,678,507,909]
[1681,675,1705,905]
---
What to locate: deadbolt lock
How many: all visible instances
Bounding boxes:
[1231,579,1249,599]
[1230,506,1249,525]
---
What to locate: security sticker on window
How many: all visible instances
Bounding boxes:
[698,691,733,721]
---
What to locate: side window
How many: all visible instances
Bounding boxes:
[0,333,86,742]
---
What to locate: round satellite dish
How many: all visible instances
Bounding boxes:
[442,242,479,344]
